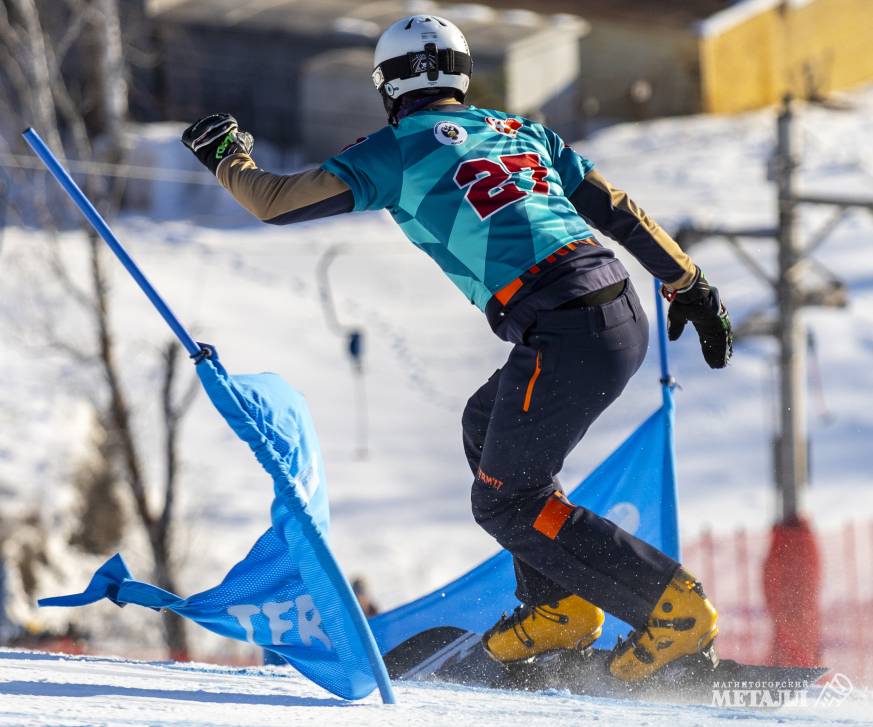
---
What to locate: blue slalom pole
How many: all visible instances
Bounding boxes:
[21,128,202,358]
[653,278,680,559]
[653,279,675,405]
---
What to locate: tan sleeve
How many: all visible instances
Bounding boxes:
[216,153,352,224]
[570,169,697,290]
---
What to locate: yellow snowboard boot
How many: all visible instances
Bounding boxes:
[483,594,605,664]
[609,567,718,682]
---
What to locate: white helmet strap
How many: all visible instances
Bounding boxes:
[372,45,472,93]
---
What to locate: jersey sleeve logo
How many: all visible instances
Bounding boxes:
[485,116,523,138]
[434,121,468,146]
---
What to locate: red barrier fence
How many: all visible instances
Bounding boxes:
[683,519,873,685]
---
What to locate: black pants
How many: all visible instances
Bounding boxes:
[463,281,679,629]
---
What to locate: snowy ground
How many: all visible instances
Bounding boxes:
[1,649,872,727]
[2,86,873,668]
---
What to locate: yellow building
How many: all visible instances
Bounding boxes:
[698,0,873,113]
[445,0,873,117]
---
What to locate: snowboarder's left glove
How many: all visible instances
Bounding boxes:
[181,113,253,175]
[665,268,733,369]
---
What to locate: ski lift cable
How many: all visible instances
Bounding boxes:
[0,152,216,185]
[1,153,779,203]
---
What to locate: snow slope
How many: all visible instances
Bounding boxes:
[1,87,873,662]
[1,649,871,727]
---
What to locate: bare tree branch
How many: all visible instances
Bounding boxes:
[6,0,62,151]
[0,45,30,103]
[43,335,98,366]
[158,341,199,532]
[86,231,153,530]
[89,0,127,152]
[0,3,27,58]
[175,371,201,422]
[55,0,97,63]
[44,43,93,161]
[159,342,179,534]
[45,237,99,310]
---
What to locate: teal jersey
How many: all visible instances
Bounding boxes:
[322,106,599,310]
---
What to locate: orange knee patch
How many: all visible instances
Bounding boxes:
[533,495,573,539]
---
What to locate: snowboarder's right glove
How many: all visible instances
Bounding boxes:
[665,268,733,369]
[181,113,253,175]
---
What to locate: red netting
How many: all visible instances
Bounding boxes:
[682,520,873,685]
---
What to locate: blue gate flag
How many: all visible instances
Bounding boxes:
[23,127,394,703]
[370,282,680,655]
[41,354,393,701]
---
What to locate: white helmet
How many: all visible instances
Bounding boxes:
[372,15,472,122]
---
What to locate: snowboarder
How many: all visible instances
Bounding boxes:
[182,14,733,683]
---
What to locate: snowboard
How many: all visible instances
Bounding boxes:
[383,626,829,704]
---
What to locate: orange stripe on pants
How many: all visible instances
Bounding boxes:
[522,351,542,412]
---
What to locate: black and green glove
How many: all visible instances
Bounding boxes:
[181,113,253,175]
[665,269,733,369]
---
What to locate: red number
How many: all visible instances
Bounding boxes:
[453,158,526,220]
[454,153,549,220]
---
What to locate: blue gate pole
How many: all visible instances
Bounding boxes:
[21,129,202,358]
[654,278,680,560]
[653,279,675,407]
